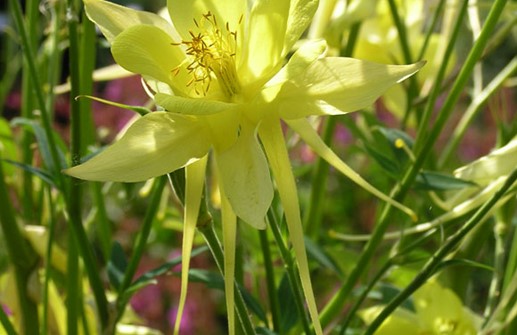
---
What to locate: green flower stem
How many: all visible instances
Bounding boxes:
[386,0,412,64]
[198,223,256,335]
[42,187,58,335]
[338,261,393,334]
[439,56,517,167]
[268,209,313,335]
[484,212,508,318]
[0,301,16,335]
[320,0,508,326]
[417,0,447,61]
[365,167,517,334]
[304,23,361,240]
[0,156,39,334]
[414,0,508,156]
[67,0,84,331]
[19,0,39,224]
[116,176,167,307]
[258,229,281,332]
[414,0,469,149]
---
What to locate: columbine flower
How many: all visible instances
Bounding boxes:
[360,281,481,335]
[65,0,423,333]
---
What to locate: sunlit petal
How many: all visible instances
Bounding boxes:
[155,93,237,115]
[111,25,188,94]
[174,156,208,335]
[64,112,210,182]
[167,0,246,42]
[216,123,271,229]
[282,0,319,56]
[84,0,177,42]
[276,58,425,119]
[259,117,323,335]
[240,1,289,85]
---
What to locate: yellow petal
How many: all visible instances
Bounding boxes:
[155,93,237,115]
[240,0,290,84]
[359,306,421,335]
[218,185,237,335]
[454,136,517,185]
[84,0,177,43]
[174,156,207,335]
[216,122,271,229]
[167,0,246,42]
[276,57,425,119]
[64,112,211,182]
[111,25,188,94]
[259,116,323,335]
[282,0,319,56]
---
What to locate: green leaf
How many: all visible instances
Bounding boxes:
[187,269,268,323]
[256,327,278,335]
[415,171,477,191]
[11,117,67,174]
[304,237,343,277]
[1,159,56,186]
[131,246,208,288]
[277,274,298,333]
[0,118,16,176]
[108,241,128,291]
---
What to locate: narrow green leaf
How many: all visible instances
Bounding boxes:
[277,274,298,333]
[2,159,56,186]
[107,241,128,291]
[415,171,477,191]
[304,237,343,277]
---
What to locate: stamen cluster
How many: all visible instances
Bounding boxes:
[172,11,242,98]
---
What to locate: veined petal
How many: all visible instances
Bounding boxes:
[215,123,272,229]
[259,116,323,335]
[84,0,178,43]
[174,156,207,335]
[64,112,211,182]
[111,25,189,94]
[155,93,237,115]
[167,0,246,42]
[282,0,319,56]
[240,0,289,84]
[276,57,425,119]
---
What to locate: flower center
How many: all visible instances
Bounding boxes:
[173,12,242,99]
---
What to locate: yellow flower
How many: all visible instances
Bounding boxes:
[65,0,423,333]
[361,281,481,335]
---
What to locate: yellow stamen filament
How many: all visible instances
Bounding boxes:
[171,11,241,99]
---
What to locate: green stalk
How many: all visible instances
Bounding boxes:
[320,0,508,326]
[198,223,256,335]
[484,212,507,318]
[0,302,17,335]
[42,187,58,335]
[258,229,281,332]
[0,156,39,334]
[19,0,39,224]
[414,0,509,157]
[268,210,313,335]
[414,0,469,151]
[365,168,517,334]
[439,56,517,167]
[116,176,167,308]
[67,0,83,332]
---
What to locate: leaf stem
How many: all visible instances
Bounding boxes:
[365,168,517,334]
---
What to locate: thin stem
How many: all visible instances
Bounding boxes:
[258,229,281,332]
[414,0,509,157]
[198,223,257,335]
[117,176,167,301]
[414,0,469,152]
[321,0,508,325]
[0,156,39,334]
[484,213,507,318]
[268,210,313,335]
[365,168,517,334]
